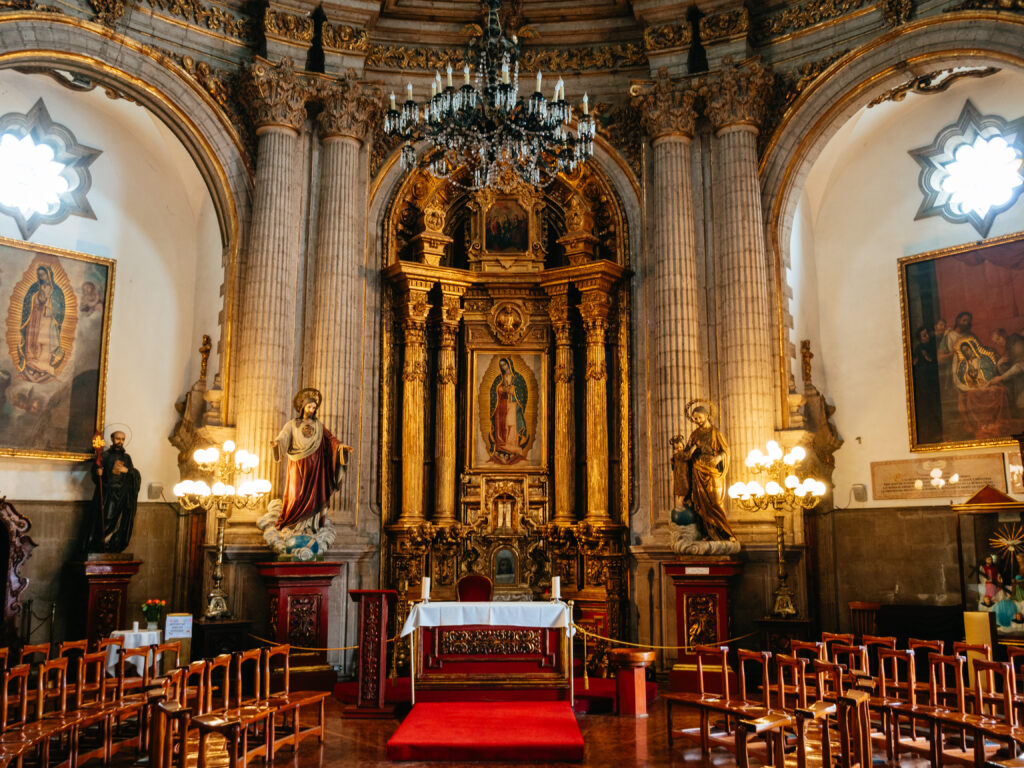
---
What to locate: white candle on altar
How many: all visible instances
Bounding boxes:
[132,621,139,632]
[421,576,431,601]
[551,576,561,601]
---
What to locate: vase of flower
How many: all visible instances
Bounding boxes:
[141,598,166,630]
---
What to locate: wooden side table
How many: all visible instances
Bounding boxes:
[608,648,656,717]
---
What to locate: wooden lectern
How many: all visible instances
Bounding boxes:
[344,589,398,718]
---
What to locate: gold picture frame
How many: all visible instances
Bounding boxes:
[467,349,548,471]
[900,230,1024,452]
[0,235,115,461]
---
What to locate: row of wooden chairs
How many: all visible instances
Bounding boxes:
[150,644,329,768]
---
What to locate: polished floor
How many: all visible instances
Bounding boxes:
[274,696,935,767]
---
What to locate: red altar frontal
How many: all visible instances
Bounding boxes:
[257,561,342,689]
[403,601,573,702]
[664,558,742,691]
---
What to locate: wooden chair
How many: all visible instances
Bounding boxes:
[18,644,49,666]
[0,664,37,768]
[262,645,328,756]
[195,650,273,768]
[836,689,874,768]
[861,634,896,677]
[71,651,115,767]
[117,646,151,695]
[830,644,871,690]
[821,632,854,662]
[789,639,825,697]
[665,645,743,757]
[968,659,1018,763]
[28,657,77,768]
[150,642,182,682]
[150,661,208,768]
[874,646,933,764]
[848,601,881,642]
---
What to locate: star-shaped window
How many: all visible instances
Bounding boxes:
[909,100,1024,238]
[0,99,101,239]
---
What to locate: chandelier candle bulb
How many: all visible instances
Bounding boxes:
[446,64,453,88]
[582,93,588,114]
[406,82,413,99]
[536,71,542,93]
[463,64,471,85]
[390,92,396,110]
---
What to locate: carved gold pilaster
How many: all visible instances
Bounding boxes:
[578,289,613,524]
[632,68,698,140]
[557,196,599,266]
[315,74,378,144]
[241,57,308,134]
[544,285,576,525]
[399,284,433,524]
[701,58,774,134]
[434,286,465,525]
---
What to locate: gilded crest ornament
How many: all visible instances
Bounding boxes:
[488,301,529,345]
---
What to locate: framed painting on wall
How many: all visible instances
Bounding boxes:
[900,231,1024,451]
[0,236,115,460]
[468,350,548,470]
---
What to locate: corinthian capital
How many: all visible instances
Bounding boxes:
[631,67,698,140]
[242,58,308,132]
[316,74,380,142]
[701,58,774,133]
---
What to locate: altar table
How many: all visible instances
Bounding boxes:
[401,601,574,704]
[104,628,162,676]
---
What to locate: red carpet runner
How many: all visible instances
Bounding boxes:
[386,701,585,762]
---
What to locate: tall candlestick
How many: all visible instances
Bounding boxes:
[421,576,431,602]
[551,576,561,601]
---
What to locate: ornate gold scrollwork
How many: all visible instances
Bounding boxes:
[699,7,750,44]
[263,8,314,43]
[643,22,691,52]
[632,68,698,139]
[700,58,774,133]
[439,629,542,655]
[487,301,530,345]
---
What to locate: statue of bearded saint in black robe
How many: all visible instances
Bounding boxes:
[83,430,141,553]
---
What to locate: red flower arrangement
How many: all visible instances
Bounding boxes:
[141,598,166,623]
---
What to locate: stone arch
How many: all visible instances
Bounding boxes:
[0,13,253,402]
[761,12,1024,262]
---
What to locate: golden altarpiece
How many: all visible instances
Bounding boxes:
[380,164,631,668]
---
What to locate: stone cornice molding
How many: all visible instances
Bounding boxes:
[632,67,698,140]
[315,74,380,142]
[242,58,307,133]
[701,58,774,133]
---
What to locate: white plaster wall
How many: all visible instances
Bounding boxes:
[0,69,222,500]
[792,69,1024,508]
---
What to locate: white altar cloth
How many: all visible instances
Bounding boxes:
[400,600,573,637]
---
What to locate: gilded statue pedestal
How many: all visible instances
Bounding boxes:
[664,557,743,691]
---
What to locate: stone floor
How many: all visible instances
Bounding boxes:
[264,696,936,767]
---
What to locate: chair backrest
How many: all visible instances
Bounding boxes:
[813,658,846,700]
[861,634,896,676]
[929,653,967,710]
[118,646,152,694]
[775,654,808,709]
[831,644,870,682]
[19,642,50,665]
[1,664,30,732]
[206,654,232,712]
[908,638,945,682]
[35,656,68,718]
[75,651,108,709]
[836,689,873,768]
[848,601,881,641]
[0,648,7,674]
[182,660,208,715]
[790,640,826,662]
[694,645,730,698]
[736,649,771,706]
[878,647,916,704]
[456,573,493,602]
[973,659,1016,724]
[1007,646,1024,695]
[58,639,89,658]
[151,642,181,677]
[96,636,125,655]
[263,644,290,698]
[234,648,263,707]
[821,633,855,662]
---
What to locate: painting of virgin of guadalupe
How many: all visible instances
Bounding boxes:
[901,232,1024,450]
[471,351,546,469]
[0,238,114,460]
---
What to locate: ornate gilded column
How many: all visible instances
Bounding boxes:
[702,59,776,469]
[235,59,307,494]
[633,69,705,519]
[434,286,464,525]
[399,284,432,524]
[578,283,613,523]
[305,77,376,518]
[544,284,575,524]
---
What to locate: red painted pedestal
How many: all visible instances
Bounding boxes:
[79,558,142,644]
[257,561,342,689]
[343,590,398,718]
[608,649,656,717]
[664,558,742,692]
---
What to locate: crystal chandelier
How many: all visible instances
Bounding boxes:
[383,0,595,190]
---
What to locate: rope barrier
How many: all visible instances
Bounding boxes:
[570,623,756,653]
[246,632,401,652]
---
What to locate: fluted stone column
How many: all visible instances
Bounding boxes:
[635,69,705,519]
[235,60,307,499]
[703,60,776,469]
[545,285,576,524]
[305,79,376,519]
[579,287,613,523]
[434,287,464,525]
[399,285,432,524]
